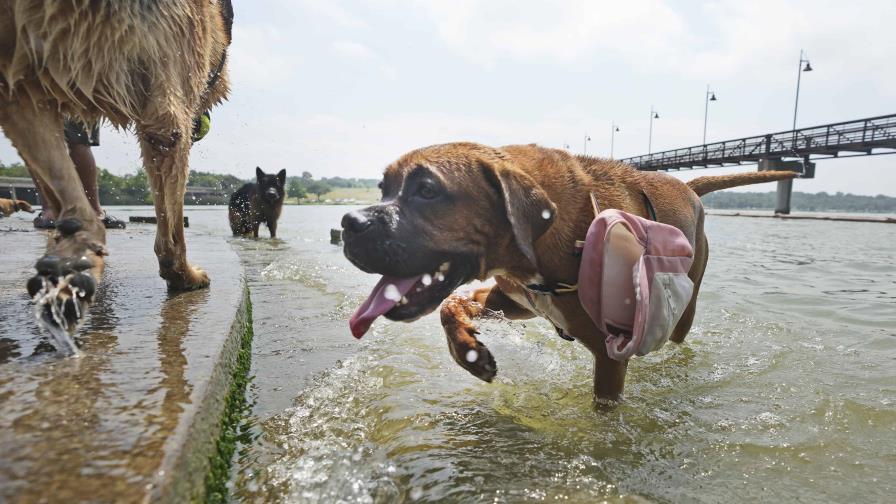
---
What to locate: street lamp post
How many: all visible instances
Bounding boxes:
[610,122,620,159]
[792,49,813,131]
[583,134,591,156]
[703,85,717,145]
[648,106,660,154]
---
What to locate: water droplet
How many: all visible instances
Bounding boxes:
[383,284,401,302]
[410,487,424,500]
[465,349,478,363]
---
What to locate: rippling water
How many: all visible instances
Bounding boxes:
[210,205,895,503]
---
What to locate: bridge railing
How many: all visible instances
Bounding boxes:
[623,113,896,170]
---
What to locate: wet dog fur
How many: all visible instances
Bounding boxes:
[341,142,798,402]
[229,167,286,238]
[0,0,230,335]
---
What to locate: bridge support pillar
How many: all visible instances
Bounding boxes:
[758,158,813,215]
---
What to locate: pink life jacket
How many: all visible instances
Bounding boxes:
[577,195,695,361]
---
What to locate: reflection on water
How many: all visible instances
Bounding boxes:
[223,206,896,503]
[0,215,234,502]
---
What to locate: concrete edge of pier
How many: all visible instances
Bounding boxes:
[151,284,252,503]
[707,210,895,224]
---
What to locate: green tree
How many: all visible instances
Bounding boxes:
[287,178,307,203]
[305,180,331,202]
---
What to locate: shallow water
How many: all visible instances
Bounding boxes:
[201,205,894,503]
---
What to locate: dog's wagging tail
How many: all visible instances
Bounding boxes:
[687,170,798,196]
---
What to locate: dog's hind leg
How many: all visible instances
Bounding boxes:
[0,99,105,336]
[670,225,709,344]
[440,285,535,382]
[138,118,209,291]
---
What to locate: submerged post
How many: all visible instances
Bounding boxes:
[775,178,794,215]
[758,158,813,215]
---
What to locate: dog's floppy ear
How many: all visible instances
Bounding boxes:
[481,161,557,268]
[17,200,34,213]
[256,166,264,179]
[277,169,286,186]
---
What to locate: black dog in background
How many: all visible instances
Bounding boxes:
[229,167,286,238]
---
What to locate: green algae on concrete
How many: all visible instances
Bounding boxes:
[203,290,254,504]
[0,214,251,503]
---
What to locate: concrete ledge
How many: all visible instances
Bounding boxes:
[153,287,251,503]
[0,217,251,503]
[707,210,895,224]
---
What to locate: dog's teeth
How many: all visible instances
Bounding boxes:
[399,296,408,305]
[439,262,450,273]
[435,272,445,282]
[421,274,432,286]
[465,349,479,363]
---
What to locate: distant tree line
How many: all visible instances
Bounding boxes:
[1,161,378,205]
[701,191,896,213]
[286,171,378,203]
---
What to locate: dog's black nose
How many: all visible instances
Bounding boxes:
[342,210,372,235]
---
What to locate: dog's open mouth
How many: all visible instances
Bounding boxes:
[350,260,469,338]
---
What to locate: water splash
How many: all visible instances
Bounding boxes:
[33,282,82,356]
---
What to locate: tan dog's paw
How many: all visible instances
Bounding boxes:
[27,218,105,353]
[161,263,210,291]
[445,324,498,382]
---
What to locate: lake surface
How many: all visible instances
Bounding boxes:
[216,205,896,503]
[11,205,895,502]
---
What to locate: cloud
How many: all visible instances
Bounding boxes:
[296,0,367,28]
[415,0,691,68]
[228,25,301,90]
[413,0,896,90]
[332,41,375,60]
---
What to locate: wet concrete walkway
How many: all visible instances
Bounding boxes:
[0,216,248,503]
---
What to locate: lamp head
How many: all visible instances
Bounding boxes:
[709,93,717,101]
[653,112,660,119]
[803,62,813,72]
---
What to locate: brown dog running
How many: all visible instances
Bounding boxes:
[0,198,33,217]
[0,0,232,335]
[341,142,798,402]
[229,167,286,238]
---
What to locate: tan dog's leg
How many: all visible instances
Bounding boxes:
[16,200,34,213]
[0,99,105,332]
[138,117,209,291]
[28,160,62,219]
[440,285,535,381]
[670,214,709,344]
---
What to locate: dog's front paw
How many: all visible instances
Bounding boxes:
[445,324,498,382]
[161,263,210,291]
[29,254,99,354]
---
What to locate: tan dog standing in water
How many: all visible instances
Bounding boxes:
[0,197,33,216]
[342,142,797,401]
[0,0,231,334]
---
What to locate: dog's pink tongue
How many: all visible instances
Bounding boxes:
[350,275,421,338]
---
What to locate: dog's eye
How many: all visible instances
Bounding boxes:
[377,181,383,190]
[416,181,439,200]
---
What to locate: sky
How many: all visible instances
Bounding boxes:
[2,0,895,195]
